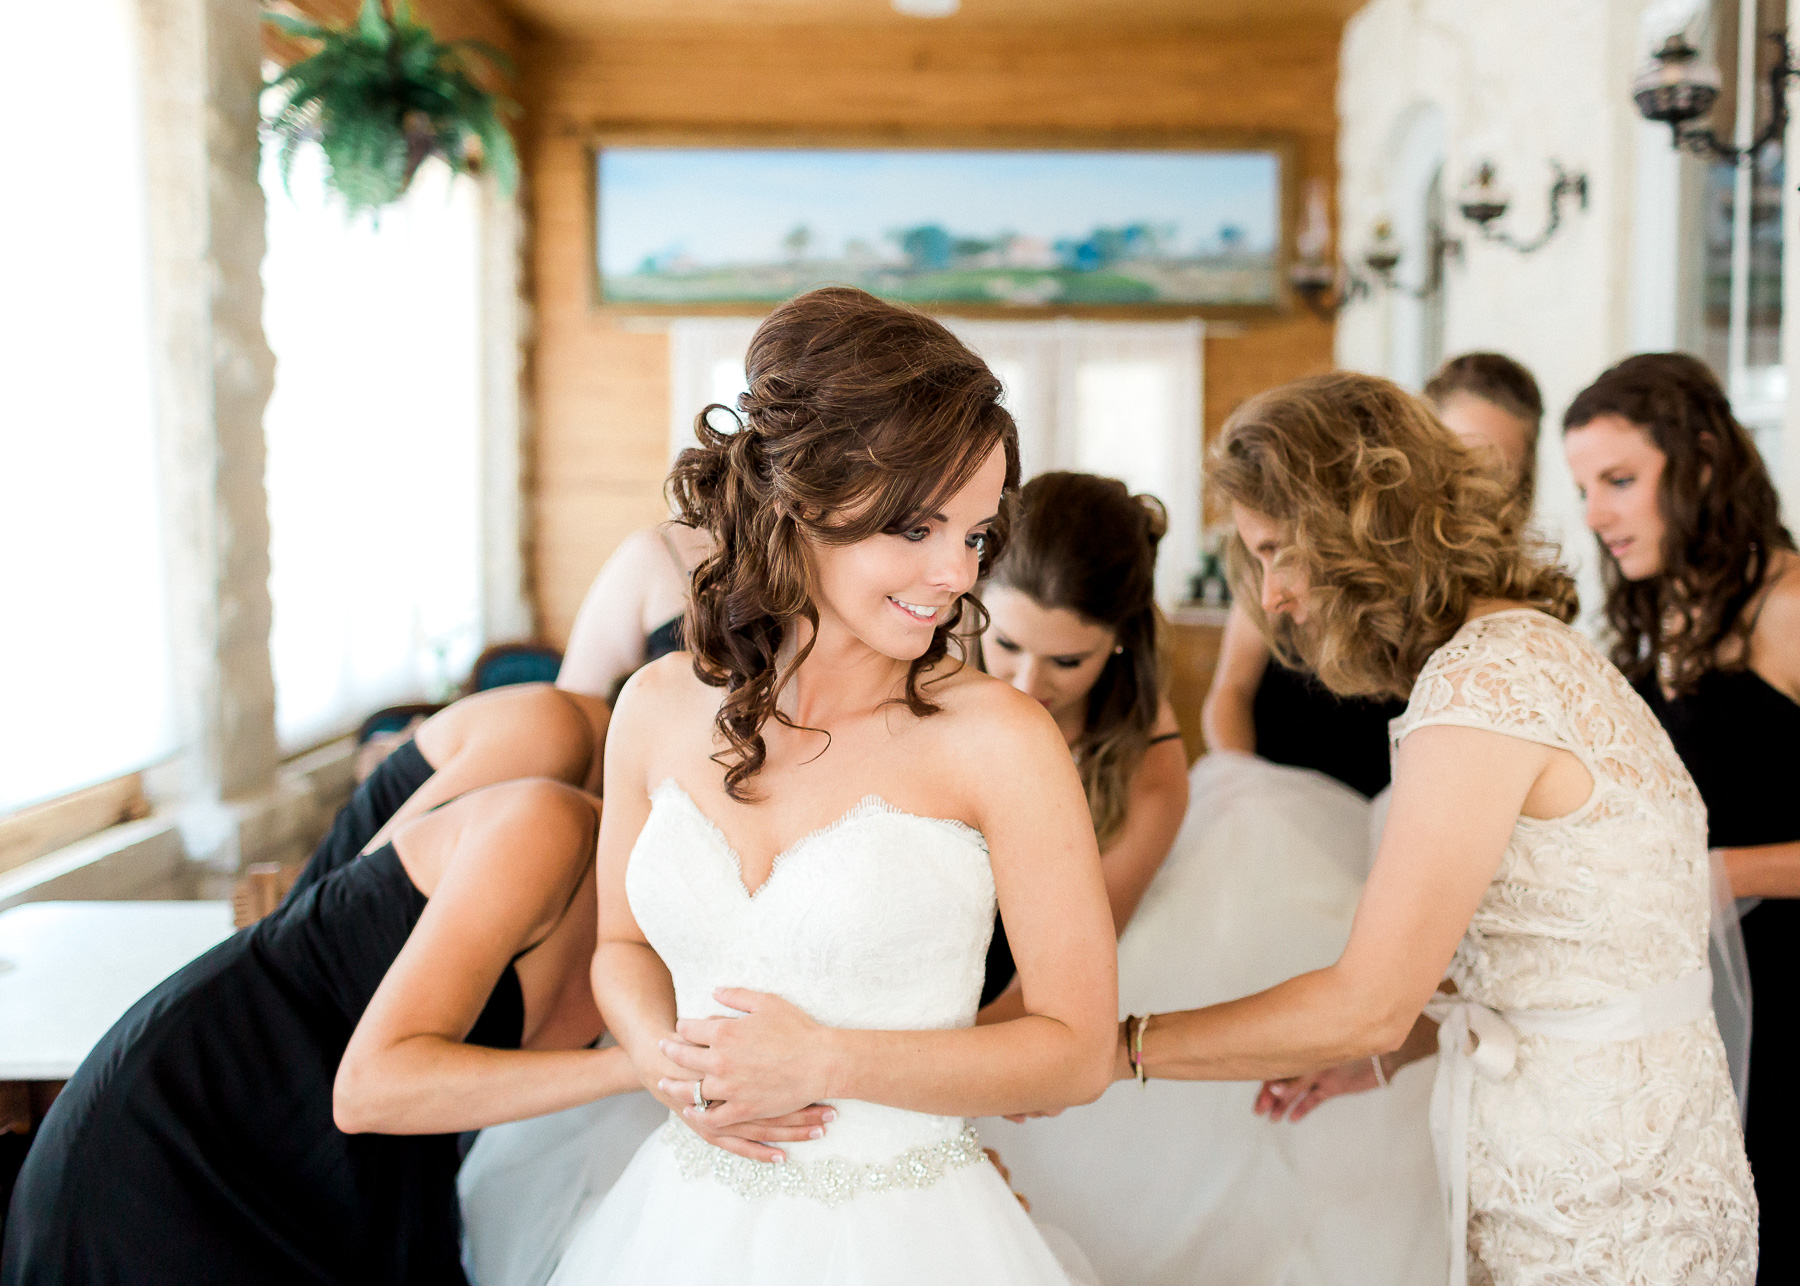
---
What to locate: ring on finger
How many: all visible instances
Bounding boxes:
[693,1077,710,1111]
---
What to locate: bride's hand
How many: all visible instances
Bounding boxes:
[661,987,835,1131]
[1255,1055,1384,1123]
[661,1100,837,1164]
[639,1019,833,1164]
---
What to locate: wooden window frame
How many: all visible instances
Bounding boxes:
[0,776,150,879]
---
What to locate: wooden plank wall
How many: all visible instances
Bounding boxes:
[518,20,1341,645]
[269,0,521,63]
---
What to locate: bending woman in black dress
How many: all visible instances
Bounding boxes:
[1564,352,1800,1285]
[4,769,827,1284]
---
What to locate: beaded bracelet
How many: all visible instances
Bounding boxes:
[1133,1014,1151,1086]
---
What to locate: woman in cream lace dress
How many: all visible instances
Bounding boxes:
[1120,373,1755,1285]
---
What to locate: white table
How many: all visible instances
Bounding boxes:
[0,901,235,1081]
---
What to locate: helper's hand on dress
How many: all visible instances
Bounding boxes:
[661,987,835,1133]
[1255,1056,1384,1123]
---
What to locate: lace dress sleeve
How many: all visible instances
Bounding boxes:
[1391,613,1586,761]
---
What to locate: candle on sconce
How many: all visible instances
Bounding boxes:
[1296,178,1332,265]
[1289,177,1337,300]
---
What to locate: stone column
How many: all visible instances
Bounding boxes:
[479,176,537,645]
[138,0,291,869]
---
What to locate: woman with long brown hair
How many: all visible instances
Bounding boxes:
[1119,372,1754,1285]
[977,469,1442,1286]
[536,288,1113,1285]
[972,470,1188,1013]
[1563,351,1799,1283]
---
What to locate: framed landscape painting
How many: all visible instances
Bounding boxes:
[592,139,1288,316]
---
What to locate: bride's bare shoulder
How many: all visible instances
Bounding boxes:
[612,652,714,725]
[925,662,1065,756]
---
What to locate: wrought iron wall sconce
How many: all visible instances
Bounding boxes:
[1289,217,1460,322]
[1456,161,1589,255]
[1287,156,1584,321]
[1288,176,1464,321]
[1633,31,1796,161]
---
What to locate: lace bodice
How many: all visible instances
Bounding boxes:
[625,780,997,1169]
[1392,610,1711,1009]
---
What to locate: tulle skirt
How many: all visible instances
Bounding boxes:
[540,1108,1092,1286]
[460,1091,668,1286]
[979,753,1447,1286]
[462,1095,1095,1285]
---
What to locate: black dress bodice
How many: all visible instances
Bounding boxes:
[1633,667,1800,849]
[1252,661,1407,800]
[4,827,521,1285]
[1635,664,1800,1285]
[288,736,436,903]
[644,614,684,665]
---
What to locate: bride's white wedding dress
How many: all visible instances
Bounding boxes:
[542,779,1092,1286]
[980,751,1445,1286]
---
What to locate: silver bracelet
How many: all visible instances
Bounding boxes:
[1370,1054,1389,1088]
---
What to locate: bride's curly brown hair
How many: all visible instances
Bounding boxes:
[1563,353,1794,695]
[667,287,1021,800]
[1210,372,1577,700]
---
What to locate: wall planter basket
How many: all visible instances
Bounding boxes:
[264,0,517,213]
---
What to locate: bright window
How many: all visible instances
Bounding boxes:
[0,0,175,813]
[1694,0,1786,471]
[668,317,1204,605]
[260,150,485,751]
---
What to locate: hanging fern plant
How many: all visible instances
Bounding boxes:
[264,0,518,213]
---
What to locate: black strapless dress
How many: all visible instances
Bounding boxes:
[1251,662,1406,801]
[288,737,436,903]
[1636,667,1800,1285]
[2,746,520,1285]
[605,616,685,706]
[644,615,683,665]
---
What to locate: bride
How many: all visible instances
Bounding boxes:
[544,286,1115,1285]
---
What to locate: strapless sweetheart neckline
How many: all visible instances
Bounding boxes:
[651,778,985,899]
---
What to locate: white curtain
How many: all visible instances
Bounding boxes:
[0,0,176,813]
[667,318,760,466]
[261,151,485,751]
[669,317,1206,605]
[954,319,1206,607]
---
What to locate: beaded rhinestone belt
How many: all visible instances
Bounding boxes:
[660,1113,986,1207]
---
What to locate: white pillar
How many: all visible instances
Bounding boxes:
[138,0,291,866]
[478,176,536,644]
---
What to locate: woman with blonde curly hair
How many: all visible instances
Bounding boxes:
[1121,372,1755,1285]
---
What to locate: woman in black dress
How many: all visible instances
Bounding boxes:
[3,765,827,1283]
[973,472,1190,1012]
[1564,352,1800,1284]
[557,520,712,709]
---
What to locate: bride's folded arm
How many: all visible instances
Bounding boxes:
[1135,722,1555,1083]
[663,684,1119,1127]
[590,669,835,1164]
